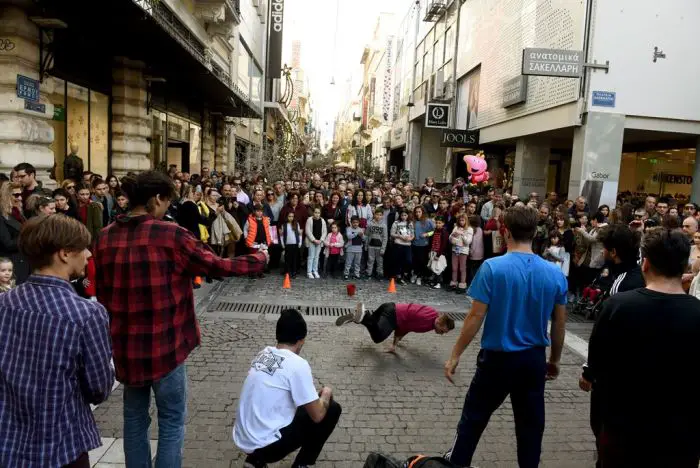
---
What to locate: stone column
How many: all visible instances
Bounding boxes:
[690,137,700,204]
[201,110,214,171]
[226,123,236,173]
[214,116,228,172]
[0,3,55,187]
[567,111,625,210]
[512,136,550,199]
[111,57,151,177]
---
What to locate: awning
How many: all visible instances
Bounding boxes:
[37,0,261,118]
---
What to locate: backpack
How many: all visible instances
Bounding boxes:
[363,453,460,468]
[404,455,460,468]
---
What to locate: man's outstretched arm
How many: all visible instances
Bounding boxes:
[444,300,488,383]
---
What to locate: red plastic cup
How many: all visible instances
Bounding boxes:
[347,283,356,297]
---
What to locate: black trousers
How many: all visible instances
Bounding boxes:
[467,259,483,284]
[62,453,89,468]
[284,245,300,275]
[246,400,342,467]
[326,253,341,278]
[360,303,397,343]
[449,348,546,468]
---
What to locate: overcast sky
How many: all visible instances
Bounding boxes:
[282,0,406,151]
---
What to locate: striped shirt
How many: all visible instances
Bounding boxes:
[0,275,114,467]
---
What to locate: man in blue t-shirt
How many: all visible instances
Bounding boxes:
[444,205,568,468]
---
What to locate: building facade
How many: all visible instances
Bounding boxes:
[0,0,268,187]
[393,0,700,208]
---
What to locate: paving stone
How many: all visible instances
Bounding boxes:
[93,276,597,467]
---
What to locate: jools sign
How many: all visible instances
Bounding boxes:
[440,129,479,148]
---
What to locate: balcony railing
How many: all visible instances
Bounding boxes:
[423,0,446,22]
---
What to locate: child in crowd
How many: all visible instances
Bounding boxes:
[365,207,388,280]
[543,230,571,276]
[280,211,302,278]
[449,214,473,293]
[426,216,449,289]
[0,258,14,293]
[390,209,414,285]
[323,222,345,278]
[305,206,327,279]
[344,216,365,280]
[467,215,484,284]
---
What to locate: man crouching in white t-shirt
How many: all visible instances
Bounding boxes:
[233,309,342,468]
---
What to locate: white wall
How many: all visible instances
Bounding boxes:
[456,0,586,129]
[586,0,700,122]
[239,0,266,64]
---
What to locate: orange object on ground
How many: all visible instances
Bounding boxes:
[387,278,396,293]
[283,273,291,289]
[194,276,202,286]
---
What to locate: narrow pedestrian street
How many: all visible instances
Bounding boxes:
[92,277,596,467]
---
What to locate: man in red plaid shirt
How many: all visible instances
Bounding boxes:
[94,170,267,467]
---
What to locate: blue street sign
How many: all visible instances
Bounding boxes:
[17,75,40,103]
[592,91,616,108]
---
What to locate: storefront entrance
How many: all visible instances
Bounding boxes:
[619,147,697,197]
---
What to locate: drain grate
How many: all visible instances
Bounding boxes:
[445,312,467,321]
[307,306,353,317]
[208,302,302,315]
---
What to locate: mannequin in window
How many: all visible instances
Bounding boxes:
[63,142,84,183]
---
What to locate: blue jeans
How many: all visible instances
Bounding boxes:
[123,364,188,468]
[307,242,322,274]
[449,348,546,468]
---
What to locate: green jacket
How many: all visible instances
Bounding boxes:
[82,202,103,240]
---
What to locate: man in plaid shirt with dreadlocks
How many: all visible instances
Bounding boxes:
[94,171,267,467]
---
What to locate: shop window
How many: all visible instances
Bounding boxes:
[48,78,66,181]
[67,82,89,180]
[238,39,251,97]
[251,63,262,106]
[89,90,109,179]
[619,149,697,197]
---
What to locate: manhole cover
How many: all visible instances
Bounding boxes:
[199,321,250,345]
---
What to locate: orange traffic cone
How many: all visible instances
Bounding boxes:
[283,273,291,289]
[194,276,202,289]
[387,278,396,293]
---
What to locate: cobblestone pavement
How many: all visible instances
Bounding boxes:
[93,275,597,468]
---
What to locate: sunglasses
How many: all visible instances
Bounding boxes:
[67,185,75,190]
[11,193,21,198]
[266,193,274,196]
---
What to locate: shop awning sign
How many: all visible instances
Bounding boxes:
[522,48,584,78]
[426,103,450,128]
[17,75,40,102]
[440,129,479,148]
[502,75,528,107]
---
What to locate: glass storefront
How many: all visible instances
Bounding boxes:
[619,148,697,197]
[48,77,110,182]
[149,110,202,175]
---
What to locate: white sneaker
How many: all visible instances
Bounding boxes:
[307,273,314,279]
[432,283,441,289]
[313,271,320,279]
[416,277,422,286]
[354,302,365,323]
[410,274,417,284]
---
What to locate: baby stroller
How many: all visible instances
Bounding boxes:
[572,267,611,320]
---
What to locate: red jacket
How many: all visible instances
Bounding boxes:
[94,215,266,385]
